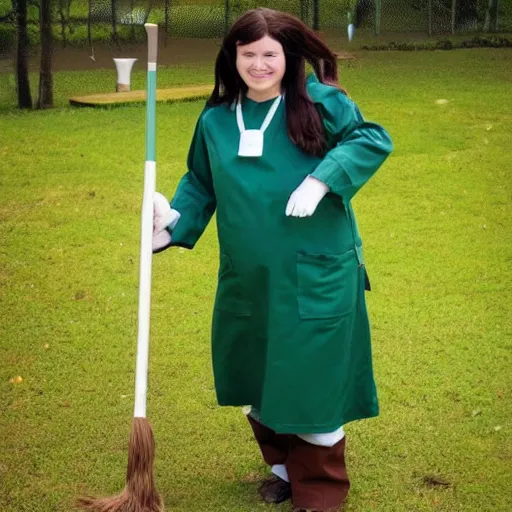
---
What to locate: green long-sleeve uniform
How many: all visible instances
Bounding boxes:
[170,76,393,434]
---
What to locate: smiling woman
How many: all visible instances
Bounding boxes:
[151,7,393,512]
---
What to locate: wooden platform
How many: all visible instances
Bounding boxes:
[69,85,213,107]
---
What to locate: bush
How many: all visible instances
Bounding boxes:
[361,36,510,51]
[460,35,512,48]
[435,39,453,50]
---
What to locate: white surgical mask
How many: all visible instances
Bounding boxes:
[236,94,282,157]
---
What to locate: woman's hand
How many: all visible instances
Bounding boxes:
[153,192,181,253]
[285,175,329,217]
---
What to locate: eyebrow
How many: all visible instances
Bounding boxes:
[241,50,279,54]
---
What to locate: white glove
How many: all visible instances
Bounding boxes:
[153,192,181,253]
[285,175,330,217]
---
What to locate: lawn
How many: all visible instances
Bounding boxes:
[1,48,511,511]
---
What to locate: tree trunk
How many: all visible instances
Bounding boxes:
[87,0,92,49]
[37,0,53,109]
[484,0,499,32]
[164,0,169,45]
[129,0,135,42]
[111,0,118,43]
[15,0,32,109]
[375,0,382,36]
[451,0,457,34]
[428,0,432,37]
[59,1,67,48]
[224,0,230,35]
[313,0,319,31]
[66,0,72,33]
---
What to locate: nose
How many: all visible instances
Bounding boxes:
[251,56,266,70]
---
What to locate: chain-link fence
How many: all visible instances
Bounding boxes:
[375,0,511,35]
[1,0,511,54]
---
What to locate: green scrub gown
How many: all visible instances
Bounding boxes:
[170,75,393,434]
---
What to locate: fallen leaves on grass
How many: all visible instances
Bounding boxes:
[423,474,452,488]
[73,290,89,301]
[240,471,263,483]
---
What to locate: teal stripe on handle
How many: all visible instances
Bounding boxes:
[145,70,157,161]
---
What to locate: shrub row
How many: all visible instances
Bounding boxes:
[361,36,512,51]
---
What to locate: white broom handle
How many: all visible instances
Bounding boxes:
[134,24,158,419]
[134,161,155,419]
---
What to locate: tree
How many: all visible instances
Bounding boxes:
[14,0,33,109]
[37,0,53,108]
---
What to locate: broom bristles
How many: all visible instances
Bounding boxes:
[76,417,164,512]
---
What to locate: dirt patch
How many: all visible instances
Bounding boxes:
[0,36,222,74]
[0,28,368,74]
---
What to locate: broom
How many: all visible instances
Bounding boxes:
[77,23,166,512]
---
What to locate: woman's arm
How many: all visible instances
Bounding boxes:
[311,91,393,204]
[169,112,217,249]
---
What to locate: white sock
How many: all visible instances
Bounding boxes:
[271,463,289,482]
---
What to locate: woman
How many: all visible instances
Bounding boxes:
[153,8,393,511]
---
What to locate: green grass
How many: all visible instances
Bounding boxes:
[1,49,512,511]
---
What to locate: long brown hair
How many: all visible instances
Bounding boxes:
[209,8,343,157]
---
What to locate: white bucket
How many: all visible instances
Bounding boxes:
[113,58,138,92]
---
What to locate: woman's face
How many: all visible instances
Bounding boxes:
[236,35,286,102]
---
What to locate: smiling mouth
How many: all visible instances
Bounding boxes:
[249,73,272,78]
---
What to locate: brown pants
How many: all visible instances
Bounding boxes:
[247,415,350,510]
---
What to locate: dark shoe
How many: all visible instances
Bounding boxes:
[258,475,292,504]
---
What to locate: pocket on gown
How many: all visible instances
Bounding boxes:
[296,249,358,320]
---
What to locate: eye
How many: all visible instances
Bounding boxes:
[243,52,255,57]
